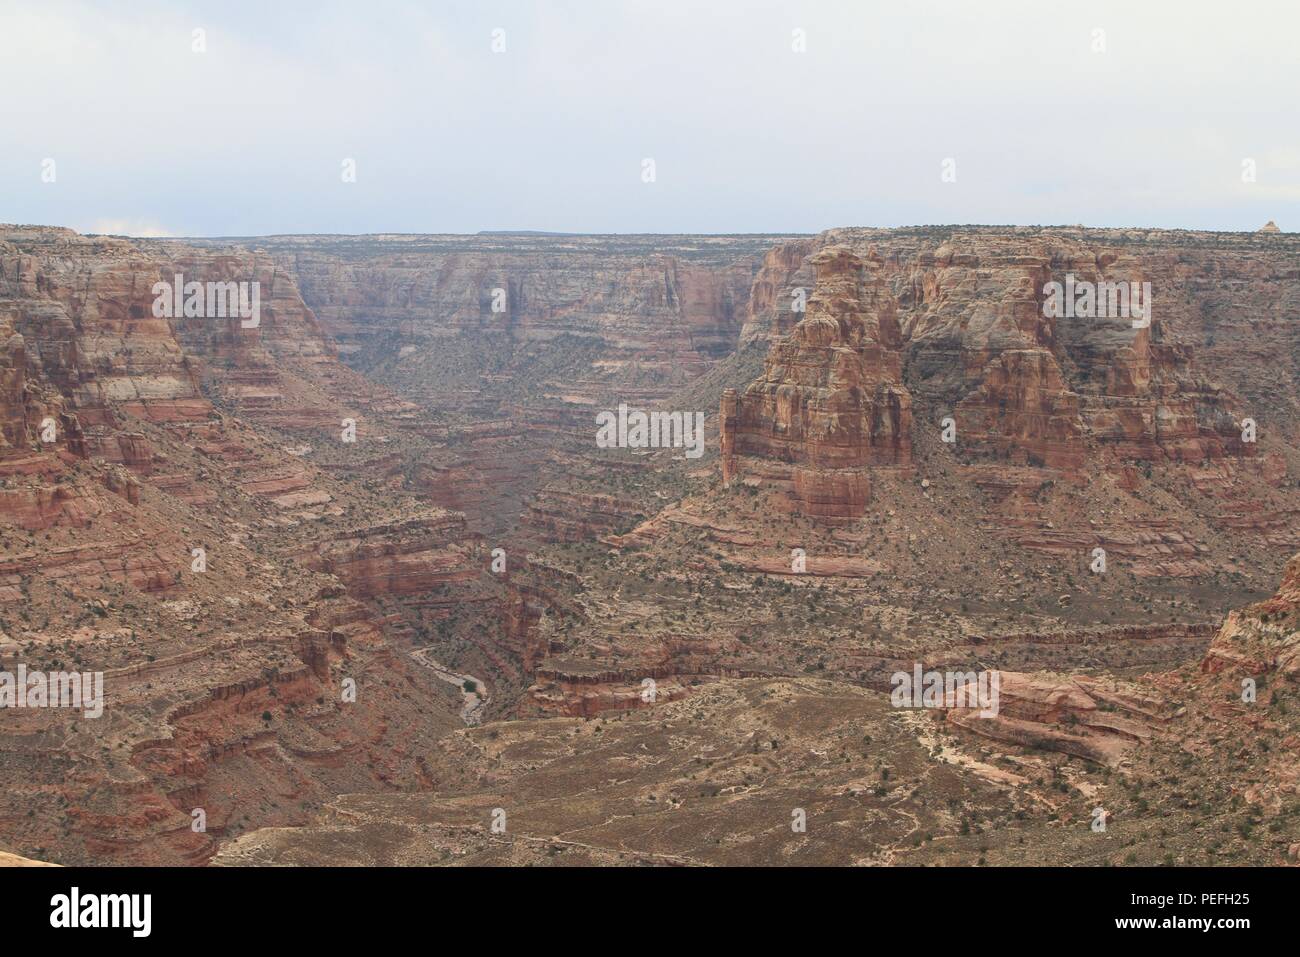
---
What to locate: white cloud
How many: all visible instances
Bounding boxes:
[81,219,176,238]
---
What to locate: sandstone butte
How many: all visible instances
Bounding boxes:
[0,222,1296,866]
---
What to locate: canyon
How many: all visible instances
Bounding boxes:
[0,222,1296,866]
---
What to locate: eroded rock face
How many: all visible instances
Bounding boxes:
[722,227,1298,519]
[3,222,1298,868]
[0,225,487,865]
[301,516,479,599]
[943,671,1160,766]
[738,239,818,343]
[728,246,913,469]
[206,233,788,366]
[1201,551,1300,679]
[0,322,27,456]
[172,233,796,541]
[721,246,913,517]
[953,349,1083,469]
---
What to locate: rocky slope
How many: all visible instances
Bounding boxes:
[0,226,488,864]
[214,551,1300,867]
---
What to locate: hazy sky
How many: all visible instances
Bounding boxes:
[2,0,1296,236]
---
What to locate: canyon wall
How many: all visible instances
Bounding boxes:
[723,226,1298,529]
[0,225,485,864]
[3,223,1297,864]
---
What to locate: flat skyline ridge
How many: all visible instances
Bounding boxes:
[35,220,1293,240]
[98,221,1289,239]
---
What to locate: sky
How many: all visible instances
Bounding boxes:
[1,0,1296,236]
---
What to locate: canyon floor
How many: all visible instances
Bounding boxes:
[1,223,1296,866]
